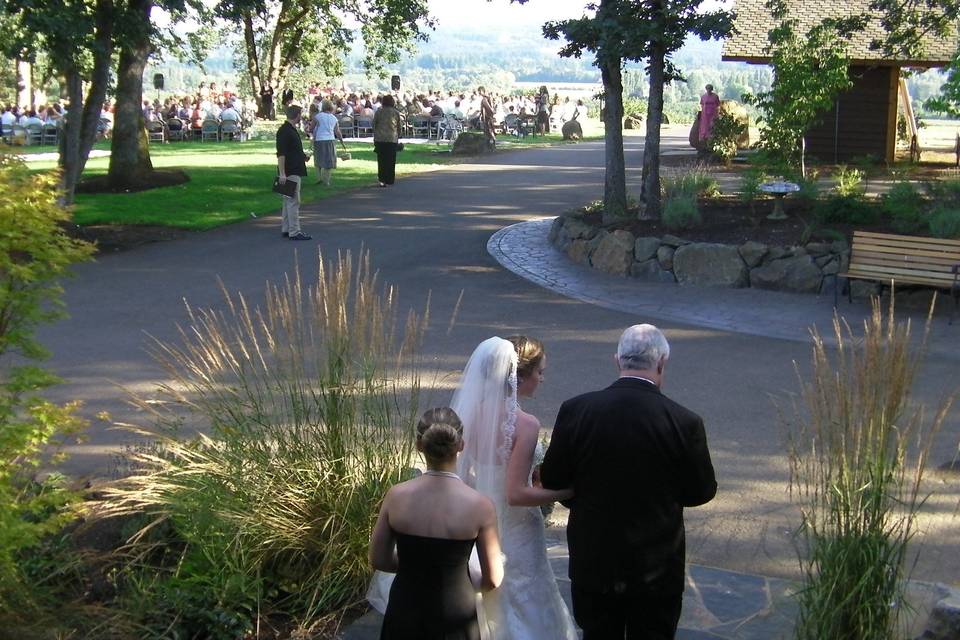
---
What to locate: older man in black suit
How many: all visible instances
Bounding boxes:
[541,324,717,639]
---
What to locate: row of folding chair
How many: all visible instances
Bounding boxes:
[1,123,59,146]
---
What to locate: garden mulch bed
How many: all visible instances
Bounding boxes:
[75,168,191,194]
[64,222,190,253]
[591,196,902,246]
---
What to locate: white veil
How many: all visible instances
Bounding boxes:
[366,337,519,618]
[452,337,519,503]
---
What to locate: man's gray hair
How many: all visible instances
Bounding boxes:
[617,324,670,371]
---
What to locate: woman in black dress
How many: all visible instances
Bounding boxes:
[369,407,503,639]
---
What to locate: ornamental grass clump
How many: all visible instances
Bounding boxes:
[93,250,429,636]
[787,300,955,640]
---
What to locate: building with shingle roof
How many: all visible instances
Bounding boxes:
[722,0,958,162]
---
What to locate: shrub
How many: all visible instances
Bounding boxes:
[662,194,701,230]
[705,111,747,165]
[883,181,926,233]
[814,194,881,226]
[928,207,960,238]
[833,165,865,197]
[93,251,429,636]
[0,155,94,628]
[786,302,955,640]
[740,167,769,214]
[926,178,960,208]
[662,164,720,199]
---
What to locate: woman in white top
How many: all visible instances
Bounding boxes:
[312,99,342,186]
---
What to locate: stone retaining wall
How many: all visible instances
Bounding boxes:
[549,215,851,295]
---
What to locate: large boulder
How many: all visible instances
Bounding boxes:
[750,255,822,293]
[623,114,643,130]
[566,239,592,265]
[634,236,661,262]
[718,100,750,149]
[562,120,583,141]
[591,230,635,276]
[919,595,960,640]
[657,245,676,271]
[631,259,676,283]
[564,217,599,241]
[738,241,768,268]
[673,243,748,288]
[452,131,492,155]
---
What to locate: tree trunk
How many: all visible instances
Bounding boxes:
[108,0,154,189]
[60,72,83,206]
[600,57,627,224]
[57,0,114,204]
[16,57,32,108]
[640,39,667,220]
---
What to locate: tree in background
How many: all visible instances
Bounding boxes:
[542,0,733,222]
[215,0,433,118]
[743,0,862,172]
[0,0,114,204]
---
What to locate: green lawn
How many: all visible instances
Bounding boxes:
[26,139,454,230]
[20,117,604,230]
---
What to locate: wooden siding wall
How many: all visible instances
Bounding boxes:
[805,66,898,164]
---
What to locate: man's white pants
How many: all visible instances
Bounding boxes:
[280,175,302,236]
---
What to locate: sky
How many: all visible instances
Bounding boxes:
[426,0,732,29]
[426,0,593,28]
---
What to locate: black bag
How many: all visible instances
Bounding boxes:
[272,177,297,198]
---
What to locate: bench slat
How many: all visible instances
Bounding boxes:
[851,253,960,270]
[853,230,960,249]
[847,264,956,283]
[854,238,960,254]
[852,245,960,262]
[853,242,960,259]
[843,273,956,288]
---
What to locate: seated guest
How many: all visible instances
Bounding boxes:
[206,101,222,119]
[220,101,240,122]
[449,100,464,119]
[21,109,43,127]
[1,105,16,135]
[359,100,375,118]
[369,407,503,639]
[428,101,444,117]
[190,104,204,130]
[44,106,62,124]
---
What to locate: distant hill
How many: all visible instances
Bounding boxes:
[146,20,945,113]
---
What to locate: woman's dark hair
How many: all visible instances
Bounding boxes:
[381,94,396,109]
[417,407,463,461]
[506,335,545,381]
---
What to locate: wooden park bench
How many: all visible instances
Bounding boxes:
[834,230,960,323]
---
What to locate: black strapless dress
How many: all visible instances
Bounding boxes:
[380,531,480,640]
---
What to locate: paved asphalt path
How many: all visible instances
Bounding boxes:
[40,131,960,586]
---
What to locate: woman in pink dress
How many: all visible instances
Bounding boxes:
[698,84,721,144]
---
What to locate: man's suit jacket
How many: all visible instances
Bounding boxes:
[540,377,717,595]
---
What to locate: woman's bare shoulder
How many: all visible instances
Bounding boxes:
[515,409,541,433]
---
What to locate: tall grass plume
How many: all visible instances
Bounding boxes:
[92,250,429,635]
[787,299,955,640]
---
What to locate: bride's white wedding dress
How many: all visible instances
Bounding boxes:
[476,439,578,640]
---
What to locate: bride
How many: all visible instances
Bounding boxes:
[452,335,577,639]
[369,336,577,639]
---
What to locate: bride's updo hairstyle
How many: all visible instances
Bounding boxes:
[506,335,544,381]
[416,407,464,461]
